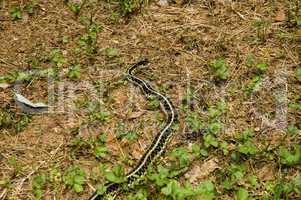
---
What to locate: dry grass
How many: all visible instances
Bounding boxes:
[0,0,300,199]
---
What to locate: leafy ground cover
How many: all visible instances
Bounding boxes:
[0,0,300,199]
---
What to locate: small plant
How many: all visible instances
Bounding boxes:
[25,4,34,15]
[161,180,216,200]
[104,165,126,184]
[0,111,14,129]
[69,3,81,15]
[220,141,229,155]
[245,75,262,95]
[168,147,191,171]
[285,125,300,135]
[94,146,108,158]
[116,130,138,141]
[11,7,22,20]
[50,49,68,68]
[8,155,22,175]
[32,174,47,199]
[251,19,269,43]
[235,129,257,156]
[295,67,301,81]
[67,64,81,80]
[208,122,221,134]
[195,181,216,200]
[118,0,144,16]
[127,189,148,200]
[204,134,219,148]
[107,12,121,24]
[246,53,255,68]
[15,115,32,133]
[92,111,111,122]
[209,57,229,80]
[148,165,171,187]
[279,144,301,166]
[78,23,101,56]
[235,188,250,200]
[148,96,160,109]
[185,112,204,132]
[256,62,268,73]
[94,134,108,159]
[289,103,301,111]
[63,166,86,193]
[0,178,11,189]
[222,164,246,190]
[105,47,118,58]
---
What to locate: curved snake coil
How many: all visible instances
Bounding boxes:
[89,59,176,200]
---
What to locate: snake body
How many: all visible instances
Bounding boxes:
[89,59,176,200]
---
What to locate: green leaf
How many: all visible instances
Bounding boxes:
[238,141,257,156]
[245,76,262,95]
[105,165,126,184]
[256,62,268,72]
[220,141,229,155]
[191,143,201,157]
[11,7,22,20]
[73,183,83,193]
[210,58,225,70]
[185,112,203,132]
[285,125,300,135]
[127,189,148,200]
[105,172,125,183]
[279,145,301,166]
[94,146,108,158]
[207,107,221,119]
[147,165,170,187]
[248,175,258,187]
[63,166,86,193]
[246,53,254,67]
[32,174,47,199]
[96,184,107,195]
[289,103,301,111]
[204,134,218,148]
[208,122,221,134]
[209,58,229,80]
[67,64,81,80]
[235,188,249,200]
[293,177,301,194]
[196,181,216,200]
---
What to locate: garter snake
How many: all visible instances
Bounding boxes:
[89,59,176,200]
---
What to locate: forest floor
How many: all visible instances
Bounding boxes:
[0,0,300,199]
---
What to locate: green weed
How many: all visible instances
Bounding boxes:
[77,23,101,56]
[10,7,22,20]
[104,165,126,184]
[63,166,86,193]
[279,144,301,166]
[209,57,229,80]
[67,64,81,80]
[32,174,47,199]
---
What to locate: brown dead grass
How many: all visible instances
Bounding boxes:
[0,0,300,199]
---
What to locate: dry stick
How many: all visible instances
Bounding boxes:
[13,143,64,197]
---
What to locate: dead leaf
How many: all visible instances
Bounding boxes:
[185,158,219,183]
[275,8,286,22]
[128,111,145,119]
[0,83,10,89]
[257,165,275,181]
